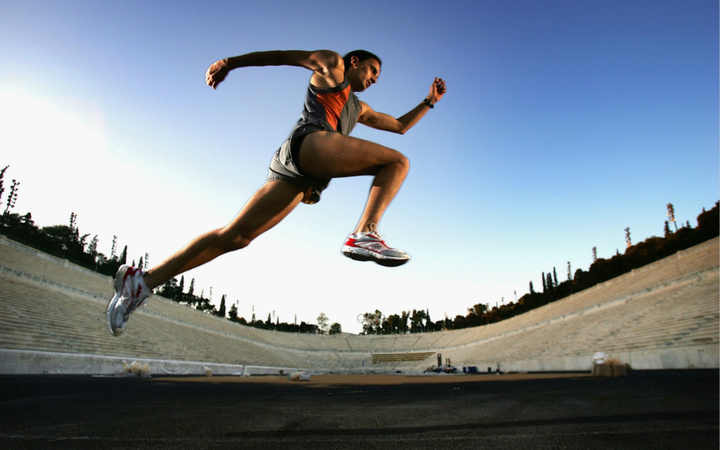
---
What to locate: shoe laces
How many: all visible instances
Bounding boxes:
[361,230,384,240]
[361,230,395,250]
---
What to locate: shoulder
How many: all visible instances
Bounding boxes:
[310,50,344,71]
[308,50,345,88]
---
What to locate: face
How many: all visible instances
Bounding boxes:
[347,56,381,92]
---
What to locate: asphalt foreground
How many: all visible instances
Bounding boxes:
[0,370,717,449]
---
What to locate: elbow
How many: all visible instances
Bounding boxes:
[395,119,413,135]
[391,121,409,135]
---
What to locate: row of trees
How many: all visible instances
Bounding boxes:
[358,202,718,334]
[153,275,343,333]
[1,168,130,276]
[226,310,341,334]
[358,309,439,334]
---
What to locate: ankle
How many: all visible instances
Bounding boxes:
[355,223,378,234]
[141,271,157,291]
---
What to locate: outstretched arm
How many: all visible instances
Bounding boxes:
[205,50,345,90]
[358,77,447,134]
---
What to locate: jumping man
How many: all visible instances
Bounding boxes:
[106,49,447,335]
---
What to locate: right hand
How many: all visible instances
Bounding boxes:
[428,77,447,104]
[205,59,229,89]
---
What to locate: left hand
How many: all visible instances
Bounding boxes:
[428,77,447,103]
[206,59,230,90]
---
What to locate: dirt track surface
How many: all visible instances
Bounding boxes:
[1,370,717,449]
[152,372,592,385]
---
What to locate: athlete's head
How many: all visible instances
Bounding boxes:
[343,50,382,70]
[344,50,382,92]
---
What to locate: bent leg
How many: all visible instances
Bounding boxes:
[298,131,409,233]
[143,180,304,289]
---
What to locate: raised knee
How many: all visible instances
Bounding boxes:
[395,153,410,173]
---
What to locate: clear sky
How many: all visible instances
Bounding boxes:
[1,0,717,334]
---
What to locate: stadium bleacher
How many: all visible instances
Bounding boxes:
[0,234,717,375]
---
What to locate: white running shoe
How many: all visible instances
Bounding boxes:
[106,265,151,336]
[341,230,410,267]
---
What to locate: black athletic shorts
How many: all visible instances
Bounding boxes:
[267,124,331,204]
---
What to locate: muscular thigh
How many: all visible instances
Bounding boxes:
[298,131,406,179]
[223,180,304,243]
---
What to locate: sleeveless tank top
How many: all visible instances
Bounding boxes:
[268,78,361,204]
[289,78,361,139]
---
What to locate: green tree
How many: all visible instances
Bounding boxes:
[466,303,488,327]
[696,202,719,241]
[474,303,488,316]
[410,309,427,333]
[361,310,384,334]
[625,227,632,248]
[156,277,183,301]
[317,312,329,333]
[217,294,227,318]
[567,261,572,281]
[385,314,402,334]
[3,179,19,215]
[0,165,8,207]
[40,224,88,258]
[69,212,77,233]
[453,314,467,329]
[401,311,410,334]
[88,235,99,257]
[228,302,239,322]
[666,203,678,232]
[0,212,38,245]
[110,235,117,260]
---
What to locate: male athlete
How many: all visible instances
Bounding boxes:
[107,49,446,336]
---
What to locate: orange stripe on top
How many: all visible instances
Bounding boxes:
[315,85,351,131]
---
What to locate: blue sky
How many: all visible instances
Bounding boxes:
[1,0,717,333]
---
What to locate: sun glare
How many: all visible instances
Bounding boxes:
[0,89,110,224]
[0,90,107,166]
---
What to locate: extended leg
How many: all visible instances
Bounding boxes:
[107,180,304,336]
[143,180,304,289]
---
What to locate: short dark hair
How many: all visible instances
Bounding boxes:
[343,50,382,71]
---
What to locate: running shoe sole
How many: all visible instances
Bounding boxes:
[342,247,410,267]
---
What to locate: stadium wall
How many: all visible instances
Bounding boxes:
[0,234,717,375]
